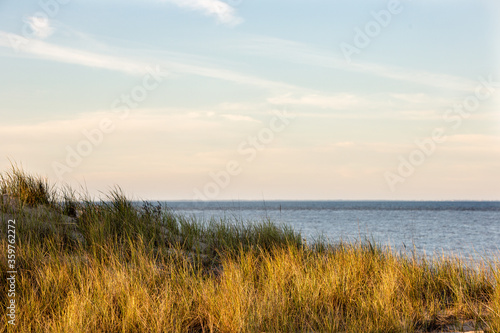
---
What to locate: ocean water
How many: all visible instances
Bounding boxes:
[160,201,500,260]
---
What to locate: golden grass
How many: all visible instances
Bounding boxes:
[2,237,499,332]
[1,166,499,332]
[0,163,56,208]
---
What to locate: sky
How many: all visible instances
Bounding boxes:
[0,0,499,201]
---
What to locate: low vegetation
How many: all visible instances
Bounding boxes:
[1,165,499,332]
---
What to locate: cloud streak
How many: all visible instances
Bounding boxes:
[0,31,148,75]
[238,36,479,93]
[0,30,301,93]
[0,29,491,122]
[163,0,242,26]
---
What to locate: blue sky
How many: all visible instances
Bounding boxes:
[1,0,499,200]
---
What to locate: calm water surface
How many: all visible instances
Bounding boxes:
[159,201,500,260]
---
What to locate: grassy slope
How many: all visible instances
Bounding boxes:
[0,166,499,332]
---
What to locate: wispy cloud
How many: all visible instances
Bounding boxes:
[268,93,365,110]
[0,31,148,75]
[162,0,242,26]
[0,29,487,122]
[267,92,450,117]
[220,114,259,122]
[238,36,478,93]
[0,30,300,92]
[24,16,54,39]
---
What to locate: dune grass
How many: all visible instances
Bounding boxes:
[0,163,56,208]
[1,166,499,332]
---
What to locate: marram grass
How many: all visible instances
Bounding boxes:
[1,166,499,332]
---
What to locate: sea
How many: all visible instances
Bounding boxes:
[160,201,500,261]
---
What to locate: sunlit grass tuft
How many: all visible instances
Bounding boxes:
[1,163,56,208]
